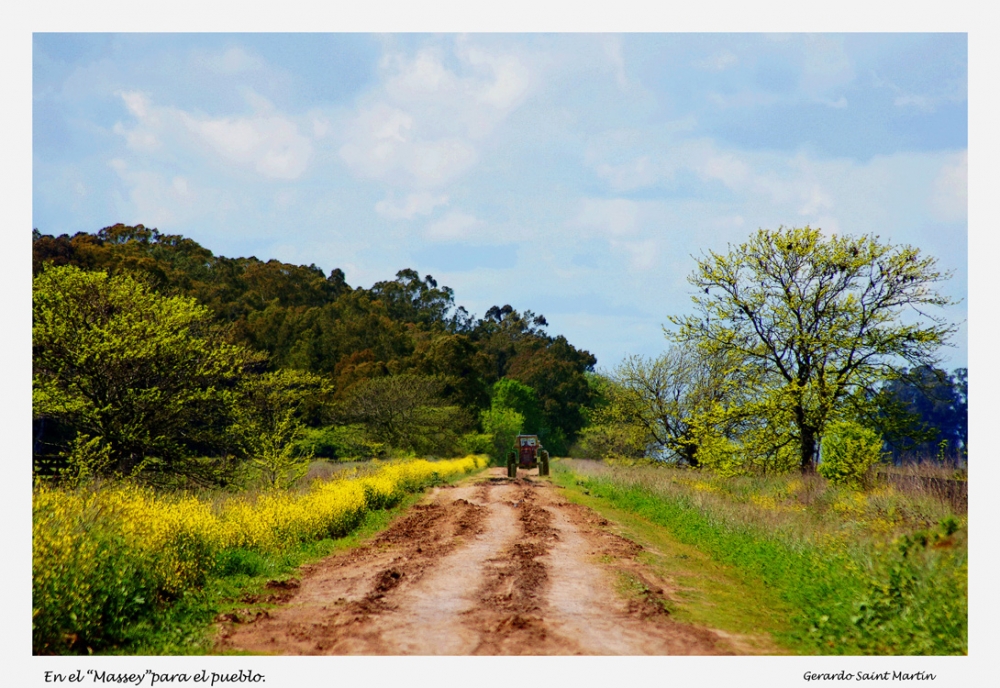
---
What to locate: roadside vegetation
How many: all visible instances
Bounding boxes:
[556,459,966,655]
[33,455,486,654]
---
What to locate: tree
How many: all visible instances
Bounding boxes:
[506,335,596,454]
[480,406,524,464]
[874,366,968,462]
[490,378,542,435]
[573,373,651,461]
[33,265,260,478]
[472,305,596,454]
[818,420,885,488]
[227,369,328,488]
[337,374,469,455]
[607,347,737,465]
[368,269,470,331]
[670,226,957,473]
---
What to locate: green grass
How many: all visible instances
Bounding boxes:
[554,469,796,654]
[553,461,967,655]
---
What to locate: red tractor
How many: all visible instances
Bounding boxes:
[506,435,550,477]
[515,434,540,468]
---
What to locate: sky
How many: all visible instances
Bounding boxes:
[32,33,968,370]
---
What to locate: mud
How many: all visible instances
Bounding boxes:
[216,468,745,655]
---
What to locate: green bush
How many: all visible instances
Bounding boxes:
[819,421,884,488]
[293,425,387,461]
[458,432,493,456]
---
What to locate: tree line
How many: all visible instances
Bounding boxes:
[32,224,596,486]
[34,223,964,486]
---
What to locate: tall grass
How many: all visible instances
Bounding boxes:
[33,455,487,654]
[557,461,966,655]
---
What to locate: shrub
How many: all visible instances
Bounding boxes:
[293,425,387,460]
[819,421,885,488]
[457,432,493,456]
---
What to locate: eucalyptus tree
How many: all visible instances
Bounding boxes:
[670,226,957,472]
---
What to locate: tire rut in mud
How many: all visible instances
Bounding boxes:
[216,489,491,655]
[464,480,558,654]
[216,471,750,655]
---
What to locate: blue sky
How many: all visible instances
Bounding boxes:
[32,33,968,370]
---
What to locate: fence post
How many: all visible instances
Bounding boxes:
[538,449,550,476]
[507,450,517,478]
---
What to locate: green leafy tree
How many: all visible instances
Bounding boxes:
[671,226,957,473]
[228,369,327,488]
[473,306,596,454]
[337,374,469,455]
[368,269,468,330]
[608,347,740,466]
[480,406,523,464]
[490,378,542,435]
[33,265,260,479]
[574,374,650,461]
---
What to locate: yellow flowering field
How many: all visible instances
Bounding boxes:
[33,455,486,654]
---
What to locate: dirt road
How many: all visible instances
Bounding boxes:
[216,468,746,655]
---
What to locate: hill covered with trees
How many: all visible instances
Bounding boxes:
[33,224,596,485]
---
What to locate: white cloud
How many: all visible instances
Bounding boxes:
[706,90,782,110]
[894,94,934,112]
[822,96,849,109]
[338,38,535,188]
[594,156,665,192]
[697,150,751,188]
[171,176,190,196]
[585,135,969,250]
[113,120,160,153]
[113,91,313,180]
[120,91,151,119]
[182,112,312,179]
[107,158,200,228]
[338,103,477,188]
[599,36,630,90]
[456,41,532,112]
[196,46,265,75]
[796,182,834,216]
[375,192,449,220]
[274,189,297,209]
[800,35,854,103]
[616,239,659,271]
[425,211,484,241]
[871,70,965,114]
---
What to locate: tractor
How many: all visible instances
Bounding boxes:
[506,434,550,477]
[515,434,540,468]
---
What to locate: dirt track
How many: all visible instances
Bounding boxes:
[216,467,745,655]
